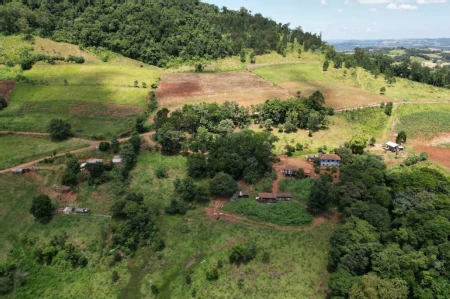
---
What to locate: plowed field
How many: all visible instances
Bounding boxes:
[156,71,292,109]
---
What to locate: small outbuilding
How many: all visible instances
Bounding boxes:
[283,165,298,176]
[80,159,104,169]
[385,141,404,153]
[112,155,122,164]
[11,168,31,174]
[63,207,73,215]
[238,191,250,198]
[256,193,278,203]
[75,208,90,214]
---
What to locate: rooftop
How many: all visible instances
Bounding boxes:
[321,154,341,161]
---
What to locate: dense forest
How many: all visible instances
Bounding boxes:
[325,47,450,89]
[0,0,323,67]
[308,147,450,298]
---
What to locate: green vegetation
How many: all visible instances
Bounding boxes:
[396,109,450,139]
[0,133,88,170]
[278,178,313,204]
[0,1,322,67]
[337,107,389,137]
[253,62,328,83]
[223,198,313,226]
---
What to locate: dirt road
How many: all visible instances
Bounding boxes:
[0,131,156,174]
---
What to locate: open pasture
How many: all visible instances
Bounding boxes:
[156,71,292,109]
[253,63,388,109]
[0,133,89,170]
[0,35,163,138]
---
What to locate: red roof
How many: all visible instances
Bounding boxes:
[320,154,341,161]
[258,193,277,199]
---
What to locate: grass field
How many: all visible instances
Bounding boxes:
[252,62,450,108]
[394,103,450,139]
[389,49,406,55]
[0,133,89,170]
[0,35,163,138]
[337,106,389,137]
[223,198,313,226]
[278,178,313,204]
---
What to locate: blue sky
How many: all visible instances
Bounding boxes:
[204,0,450,40]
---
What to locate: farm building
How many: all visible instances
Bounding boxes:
[64,207,73,214]
[320,154,341,167]
[385,141,404,153]
[306,154,321,162]
[112,155,122,164]
[75,208,90,214]
[238,191,250,198]
[11,168,30,174]
[256,192,293,203]
[80,158,104,169]
[283,165,298,176]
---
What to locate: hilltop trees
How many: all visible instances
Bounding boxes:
[349,134,368,155]
[210,172,238,196]
[396,131,407,144]
[1,2,323,67]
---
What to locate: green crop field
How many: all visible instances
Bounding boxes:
[223,198,313,226]
[389,49,406,55]
[0,36,163,138]
[395,103,450,139]
[337,106,389,137]
[410,56,428,63]
[0,133,89,170]
[278,178,313,204]
[253,62,327,83]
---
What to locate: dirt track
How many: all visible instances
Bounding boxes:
[205,198,340,232]
[0,131,156,173]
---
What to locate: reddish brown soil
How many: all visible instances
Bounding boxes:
[156,72,291,109]
[414,145,450,168]
[59,191,78,203]
[0,80,16,99]
[68,103,143,118]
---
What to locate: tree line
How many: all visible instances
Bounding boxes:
[324,47,450,89]
[307,146,450,298]
[0,1,323,67]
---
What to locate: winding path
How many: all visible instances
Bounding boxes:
[0,131,156,174]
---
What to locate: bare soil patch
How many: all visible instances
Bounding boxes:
[157,72,291,109]
[414,144,450,168]
[68,103,143,117]
[0,80,16,99]
[280,81,387,109]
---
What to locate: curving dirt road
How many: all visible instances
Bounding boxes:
[0,131,156,174]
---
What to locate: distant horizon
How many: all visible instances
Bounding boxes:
[204,0,450,40]
[326,37,450,41]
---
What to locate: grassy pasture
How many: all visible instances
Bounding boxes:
[337,106,389,137]
[0,133,89,170]
[327,66,450,101]
[223,198,313,226]
[0,35,163,138]
[253,62,327,83]
[138,210,333,298]
[389,49,406,55]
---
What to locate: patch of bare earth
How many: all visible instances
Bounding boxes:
[0,80,16,99]
[157,72,291,109]
[280,81,388,109]
[68,103,143,117]
[412,134,450,168]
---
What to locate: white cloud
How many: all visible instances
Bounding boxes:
[358,0,392,4]
[386,3,418,9]
[321,0,328,5]
[338,8,344,12]
[417,0,446,3]
[369,7,378,11]
[344,0,351,4]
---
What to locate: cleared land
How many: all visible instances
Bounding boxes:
[0,80,15,98]
[0,133,89,170]
[0,36,163,138]
[253,62,450,110]
[253,63,388,109]
[157,71,291,109]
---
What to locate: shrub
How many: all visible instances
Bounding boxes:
[151,284,159,295]
[210,172,238,196]
[229,242,257,264]
[206,268,219,281]
[155,164,168,178]
[30,194,53,223]
[0,96,7,110]
[111,271,119,284]
[98,142,110,152]
[384,102,393,116]
[165,200,187,215]
[47,119,72,141]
